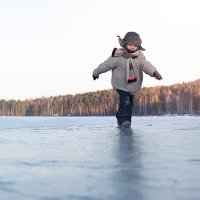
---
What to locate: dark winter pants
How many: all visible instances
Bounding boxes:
[116,89,134,125]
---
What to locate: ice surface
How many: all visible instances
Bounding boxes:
[0,116,200,200]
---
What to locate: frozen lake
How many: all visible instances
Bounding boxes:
[0,116,200,200]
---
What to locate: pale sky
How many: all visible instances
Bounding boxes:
[1,0,200,100]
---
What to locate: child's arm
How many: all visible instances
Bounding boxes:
[92,57,118,79]
[139,52,162,80]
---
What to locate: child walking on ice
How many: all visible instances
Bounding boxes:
[92,32,162,128]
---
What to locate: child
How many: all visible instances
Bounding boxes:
[92,32,162,128]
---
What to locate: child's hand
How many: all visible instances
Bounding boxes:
[153,71,162,80]
[93,75,99,80]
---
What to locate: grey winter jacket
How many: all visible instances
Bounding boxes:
[93,48,157,95]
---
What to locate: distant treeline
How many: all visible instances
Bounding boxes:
[1,79,200,116]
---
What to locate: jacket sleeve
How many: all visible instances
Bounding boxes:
[93,56,119,77]
[139,52,157,77]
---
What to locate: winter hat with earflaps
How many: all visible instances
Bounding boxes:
[117,32,145,51]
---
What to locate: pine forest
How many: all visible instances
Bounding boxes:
[0,79,200,116]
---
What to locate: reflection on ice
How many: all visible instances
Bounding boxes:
[0,116,200,200]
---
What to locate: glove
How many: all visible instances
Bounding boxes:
[93,75,99,80]
[153,71,162,80]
